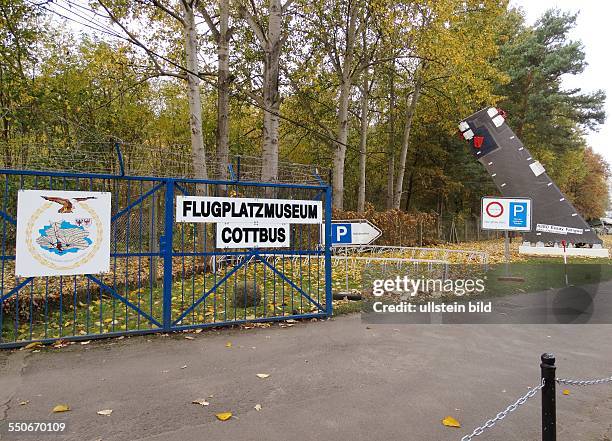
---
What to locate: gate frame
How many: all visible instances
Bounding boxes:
[0,168,333,348]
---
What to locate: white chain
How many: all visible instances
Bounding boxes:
[460,379,545,441]
[556,376,612,386]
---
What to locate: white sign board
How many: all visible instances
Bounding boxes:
[328,220,381,246]
[481,197,532,231]
[15,190,111,277]
[536,223,583,235]
[216,222,290,249]
[176,196,322,224]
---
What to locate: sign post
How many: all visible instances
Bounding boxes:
[481,197,532,280]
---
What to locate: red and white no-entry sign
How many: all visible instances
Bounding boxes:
[485,201,503,218]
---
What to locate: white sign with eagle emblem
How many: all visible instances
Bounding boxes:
[15,190,111,277]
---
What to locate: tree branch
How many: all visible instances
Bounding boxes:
[149,0,185,25]
[198,5,220,40]
[238,3,267,49]
[282,0,294,13]
[97,0,187,80]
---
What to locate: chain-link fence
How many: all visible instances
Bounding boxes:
[437,214,505,243]
[0,141,330,186]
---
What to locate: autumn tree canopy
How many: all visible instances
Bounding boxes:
[0,0,608,219]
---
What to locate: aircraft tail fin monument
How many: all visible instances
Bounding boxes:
[458,107,606,256]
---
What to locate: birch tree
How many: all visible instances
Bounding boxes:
[393,66,423,208]
[356,72,369,213]
[97,0,211,179]
[307,0,373,209]
[199,0,232,179]
[237,0,294,182]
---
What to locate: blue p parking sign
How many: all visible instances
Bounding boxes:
[331,223,352,244]
[509,201,528,228]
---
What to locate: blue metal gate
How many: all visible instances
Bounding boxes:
[0,169,332,348]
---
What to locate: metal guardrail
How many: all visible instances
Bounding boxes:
[332,245,489,267]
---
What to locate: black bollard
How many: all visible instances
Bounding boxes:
[541,353,556,441]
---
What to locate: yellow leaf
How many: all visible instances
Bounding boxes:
[53,404,70,413]
[225,342,232,348]
[215,412,232,421]
[25,342,43,350]
[563,389,570,395]
[256,373,270,379]
[442,416,461,428]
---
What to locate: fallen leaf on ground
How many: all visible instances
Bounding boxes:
[442,416,461,428]
[97,409,113,416]
[53,404,70,413]
[19,400,29,406]
[215,412,232,421]
[256,373,270,379]
[184,336,195,340]
[286,319,298,323]
[563,389,570,395]
[81,341,91,345]
[225,342,232,348]
[25,342,43,350]
[180,365,187,369]
[192,399,210,406]
[254,404,262,411]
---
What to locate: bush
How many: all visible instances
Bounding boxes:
[333,204,438,246]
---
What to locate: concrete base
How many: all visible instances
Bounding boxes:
[519,245,609,258]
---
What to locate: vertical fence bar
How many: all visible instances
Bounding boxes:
[324,185,333,316]
[162,179,175,331]
[541,353,556,441]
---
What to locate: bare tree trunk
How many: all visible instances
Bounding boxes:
[182,1,210,260]
[260,0,282,183]
[357,74,369,213]
[403,152,419,211]
[386,64,396,209]
[331,3,359,210]
[393,70,422,209]
[183,1,208,180]
[216,0,230,180]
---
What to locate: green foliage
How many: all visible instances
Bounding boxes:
[497,8,605,153]
[0,0,608,219]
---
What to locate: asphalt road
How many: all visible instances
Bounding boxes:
[2,314,612,441]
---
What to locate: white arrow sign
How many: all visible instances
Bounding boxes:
[327,220,381,246]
